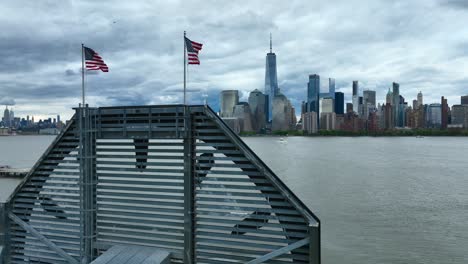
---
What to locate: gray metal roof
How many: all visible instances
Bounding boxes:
[91,245,170,264]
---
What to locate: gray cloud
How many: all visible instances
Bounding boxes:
[1,0,467,120]
[0,98,15,106]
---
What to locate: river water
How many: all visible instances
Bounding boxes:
[0,135,467,263]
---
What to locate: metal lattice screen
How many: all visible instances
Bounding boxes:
[4,105,320,264]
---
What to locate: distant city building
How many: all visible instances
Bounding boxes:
[233,103,254,132]
[222,118,241,134]
[319,78,336,99]
[302,111,317,134]
[392,82,400,127]
[417,91,423,107]
[363,90,376,107]
[307,74,320,128]
[3,106,10,128]
[461,95,468,105]
[346,103,353,113]
[352,81,359,113]
[335,92,344,114]
[427,103,442,128]
[321,98,334,113]
[265,34,279,121]
[441,96,449,129]
[248,89,268,132]
[451,105,468,128]
[320,112,336,130]
[386,88,393,105]
[220,90,239,117]
[362,90,376,118]
[272,94,295,131]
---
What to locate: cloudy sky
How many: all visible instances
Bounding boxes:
[1,0,468,120]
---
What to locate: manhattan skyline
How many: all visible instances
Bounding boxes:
[1,0,468,120]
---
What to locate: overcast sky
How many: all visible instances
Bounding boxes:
[1,0,468,120]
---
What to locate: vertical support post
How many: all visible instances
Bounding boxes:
[183,106,195,264]
[0,202,10,264]
[309,224,321,264]
[78,105,97,264]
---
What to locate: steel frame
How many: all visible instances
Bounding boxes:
[1,105,320,264]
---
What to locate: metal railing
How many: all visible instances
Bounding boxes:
[1,105,320,264]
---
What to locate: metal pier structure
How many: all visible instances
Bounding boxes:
[0,105,320,264]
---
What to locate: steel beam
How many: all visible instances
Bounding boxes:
[245,237,310,264]
[8,212,79,264]
[183,106,195,264]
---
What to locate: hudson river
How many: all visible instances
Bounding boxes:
[1,135,467,263]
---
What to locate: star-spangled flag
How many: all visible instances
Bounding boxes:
[185,37,203,65]
[84,46,109,72]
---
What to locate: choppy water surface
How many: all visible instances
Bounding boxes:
[0,135,467,263]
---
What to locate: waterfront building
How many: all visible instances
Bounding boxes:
[265,34,279,121]
[352,81,359,113]
[427,103,442,128]
[320,112,336,130]
[441,96,449,129]
[335,92,344,114]
[272,94,295,131]
[302,111,317,134]
[321,97,334,114]
[307,74,320,128]
[383,103,394,130]
[368,111,379,132]
[248,89,268,131]
[222,117,241,134]
[451,105,468,128]
[462,95,468,105]
[392,82,400,127]
[233,103,254,132]
[417,91,423,107]
[386,88,393,106]
[220,90,239,117]
[346,103,353,113]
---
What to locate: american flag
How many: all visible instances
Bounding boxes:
[84,46,108,72]
[185,37,203,65]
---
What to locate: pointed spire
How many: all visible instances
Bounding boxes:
[270,32,272,53]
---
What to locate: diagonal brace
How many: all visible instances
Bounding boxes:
[246,237,310,264]
[8,213,79,264]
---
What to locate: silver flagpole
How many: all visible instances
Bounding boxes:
[183,31,187,105]
[81,43,85,106]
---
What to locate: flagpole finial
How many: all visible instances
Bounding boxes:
[270,32,272,53]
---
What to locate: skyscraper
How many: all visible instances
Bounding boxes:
[307,74,320,128]
[417,91,423,107]
[220,90,239,117]
[461,95,468,105]
[392,82,400,127]
[386,88,393,105]
[334,92,344,114]
[319,78,336,99]
[363,90,376,119]
[363,90,376,107]
[352,81,359,113]
[264,33,279,122]
[3,107,10,128]
[248,89,268,131]
[441,96,448,129]
[321,98,334,113]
